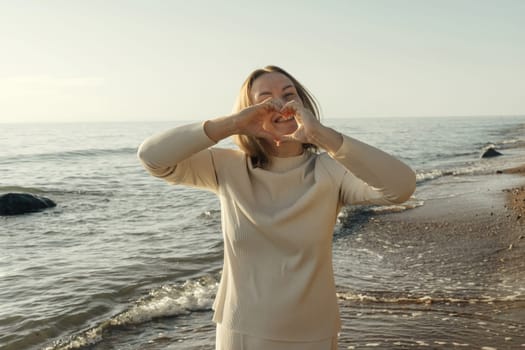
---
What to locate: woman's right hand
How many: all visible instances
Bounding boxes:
[204,98,282,143]
[233,98,283,142]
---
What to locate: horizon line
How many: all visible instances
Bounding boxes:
[1,114,525,124]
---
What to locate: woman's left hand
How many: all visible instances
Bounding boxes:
[278,100,321,145]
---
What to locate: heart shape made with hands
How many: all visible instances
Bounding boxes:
[262,107,302,145]
[250,98,310,145]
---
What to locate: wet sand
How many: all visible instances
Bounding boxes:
[500,164,525,175]
[336,171,525,349]
[504,185,525,221]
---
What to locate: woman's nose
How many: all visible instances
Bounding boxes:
[272,97,285,109]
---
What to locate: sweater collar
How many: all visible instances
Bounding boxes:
[266,151,311,173]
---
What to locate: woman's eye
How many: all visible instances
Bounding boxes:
[284,93,295,100]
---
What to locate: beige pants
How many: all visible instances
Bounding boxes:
[215,324,338,350]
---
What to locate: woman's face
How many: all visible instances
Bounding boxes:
[250,72,303,136]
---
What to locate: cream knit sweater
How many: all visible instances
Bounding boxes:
[138,122,416,341]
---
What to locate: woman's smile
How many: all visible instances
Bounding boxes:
[272,114,295,124]
[272,114,298,135]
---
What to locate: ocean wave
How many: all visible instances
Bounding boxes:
[0,185,48,194]
[44,273,219,350]
[448,151,479,158]
[481,138,525,152]
[0,185,112,197]
[368,200,425,214]
[415,136,525,184]
[415,168,477,183]
[499,139,525,150]
[416,169,447,182]
[415,164,502,184]
[0,147,137,164]
[411,136,525,183]
[335,199,424,237]
[337,291,524,305]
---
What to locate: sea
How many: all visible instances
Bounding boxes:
[1,116,525,350]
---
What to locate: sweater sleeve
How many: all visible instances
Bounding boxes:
[137,122,219,192]
[329,135,416,205]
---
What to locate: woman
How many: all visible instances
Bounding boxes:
[138,65,416,349]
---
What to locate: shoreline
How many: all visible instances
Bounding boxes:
[500,164,525,175]
[336,168,525,349]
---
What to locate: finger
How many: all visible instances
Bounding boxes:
[253,97,275,113]
[280,100,299,118]
[282,99,298,108]
[259,98,274,113]
[257,97,280,109]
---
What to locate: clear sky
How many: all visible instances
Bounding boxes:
[1,0,524,123]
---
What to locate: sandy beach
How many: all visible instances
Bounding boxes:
[335,170,525,349]
[500,164,525,176]
[503,166,525,223]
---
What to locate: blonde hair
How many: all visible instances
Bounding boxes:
[233,65,321,168]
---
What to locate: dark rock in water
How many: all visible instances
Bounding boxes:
[0,192,56,216]
[481,147,502,158]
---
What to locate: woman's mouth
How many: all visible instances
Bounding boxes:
[273,115,295,124]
